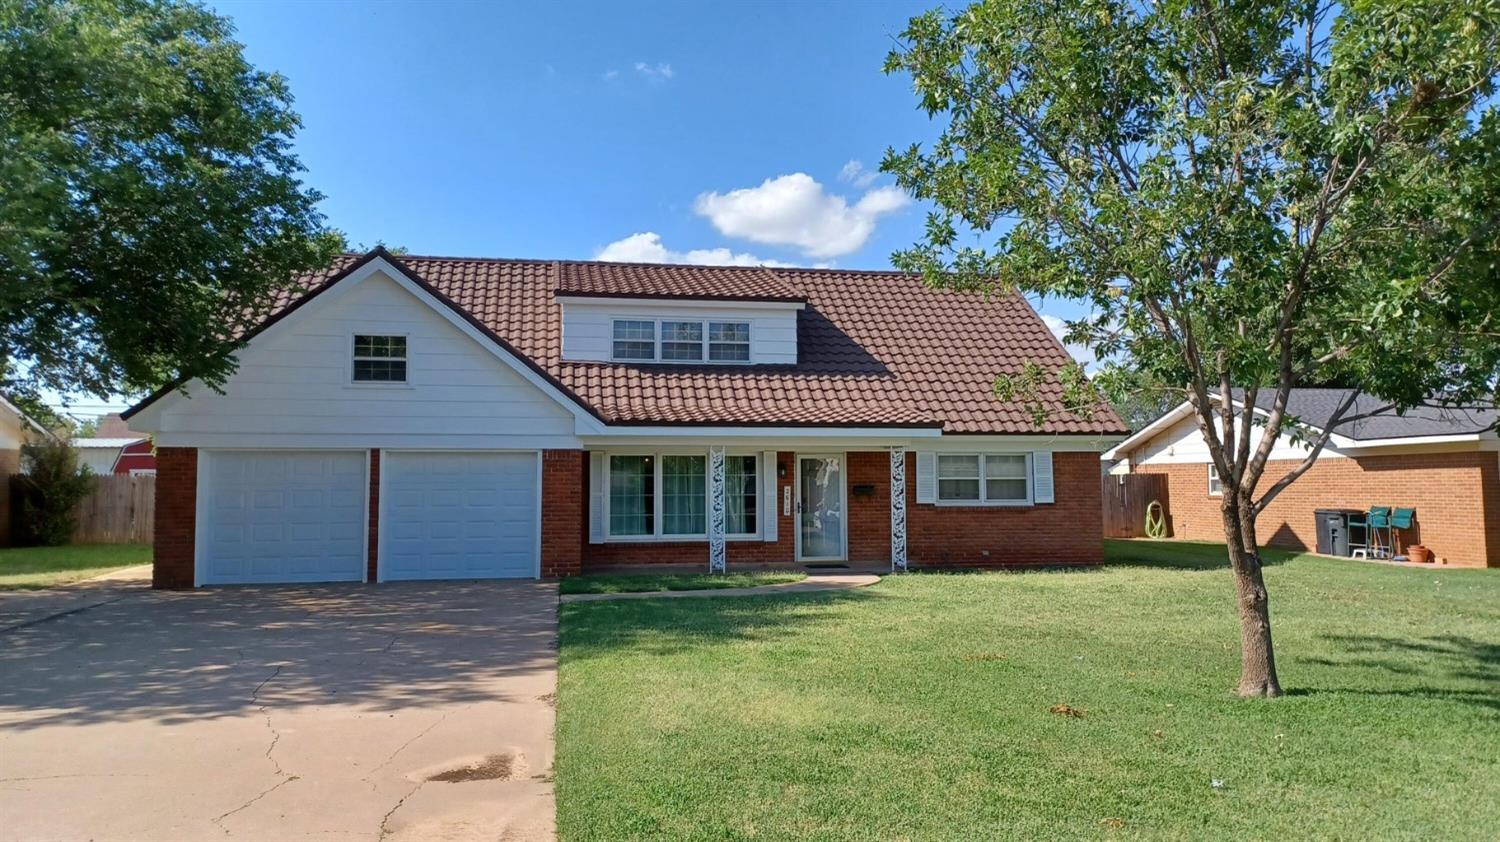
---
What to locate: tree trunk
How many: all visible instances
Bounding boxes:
[1221,496,1283,698]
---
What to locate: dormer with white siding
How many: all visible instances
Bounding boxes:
[555,261,805,366]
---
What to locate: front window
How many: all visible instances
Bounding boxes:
[608,455,654,536]
[605,452,758,539]
[661,454,707,535]
[1208,465,1223,496]
[726,455,757,534]
[352,335,407,382]
[938,453,1031,504]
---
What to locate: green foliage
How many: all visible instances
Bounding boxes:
[883,0,1500,449]
[16,438,95,546]
[0,0,344,402]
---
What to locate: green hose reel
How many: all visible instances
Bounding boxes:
[1144,501,1167,539]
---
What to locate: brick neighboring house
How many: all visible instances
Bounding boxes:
[1105,390,1500,567]
[123,247,1126,588]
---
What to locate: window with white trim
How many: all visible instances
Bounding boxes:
[1208,464,1223,496]
[610,319,752,363]
[611,320,656,361]
[352,335,407,382]
[605,452,759,539]
[937,453,1031,504]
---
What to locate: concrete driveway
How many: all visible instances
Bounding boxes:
[0,580,558,842]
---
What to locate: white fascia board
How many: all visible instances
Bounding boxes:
[1339,432,1488,452]
[558,296,805,311]
[128,257,608,437]
[1101,400,1196,461]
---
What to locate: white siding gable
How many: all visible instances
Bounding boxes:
[1130,412,1347,465]
[560,298,799,365]
[136,270,583,449]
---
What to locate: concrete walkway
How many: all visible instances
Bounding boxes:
[560,573,881,603]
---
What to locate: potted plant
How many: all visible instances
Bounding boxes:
[1408,545,1433,564]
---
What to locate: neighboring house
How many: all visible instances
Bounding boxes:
[0,395,55,546]
[1105,390,1500,567]
[71,438,149,475]
[94,413,157,475]
[124,247,1126,588]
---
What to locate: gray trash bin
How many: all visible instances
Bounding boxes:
[1315,509,1363,556]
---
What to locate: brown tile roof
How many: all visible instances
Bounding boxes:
[556,260,805,303]
[204,249,1127,435]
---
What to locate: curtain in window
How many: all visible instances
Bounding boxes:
[661,455,706,535]
[609,455,653,536]
[725,455,757,534]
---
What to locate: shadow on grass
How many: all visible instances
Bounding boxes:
[560,588,885,663]
[1103,539,1301,571]
[1293,633,1500,713]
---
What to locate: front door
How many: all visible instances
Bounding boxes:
[796,455,846,561]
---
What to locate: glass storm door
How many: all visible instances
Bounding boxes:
[797,455,845,561]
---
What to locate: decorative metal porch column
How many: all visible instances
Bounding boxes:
[708,445,727,573]
[890,446,908,572]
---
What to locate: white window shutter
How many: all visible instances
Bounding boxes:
[915,452,937,504]
[588,451,606,543]
[761,451,778,542]
[1032,451,1055,504]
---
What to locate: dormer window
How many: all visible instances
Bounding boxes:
[610,318,752,363]
[352,335,407,382]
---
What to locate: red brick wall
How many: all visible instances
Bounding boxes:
[907,451,1105,567]
[542,450,584,577]
[580,449,1104,570]
[1134,451,1499,567]
[581,451,797,569]
[153,447,197,589]
[366,449,380,582]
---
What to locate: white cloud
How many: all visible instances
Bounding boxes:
[634,62,674,80]
[692,173,909,259]
[601,68,620,82]
[838,159,879,188]
[594,232,799,268]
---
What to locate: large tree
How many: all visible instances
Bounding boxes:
[0,0,342,404]
[883,0,1500,696]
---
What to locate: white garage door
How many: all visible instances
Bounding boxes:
[381,452,539,580]
[200,451,367,585]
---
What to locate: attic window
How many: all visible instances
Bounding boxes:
[352,335,407,382]
[610,318,752,363]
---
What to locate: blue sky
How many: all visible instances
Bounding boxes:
[56,0,1083,418]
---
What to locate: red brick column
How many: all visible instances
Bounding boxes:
[153,447,198,589]
[541,450,583,577]
[367,449,380,582]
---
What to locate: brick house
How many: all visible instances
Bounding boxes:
[124,247,1126,588]
[1105,390,1499,567]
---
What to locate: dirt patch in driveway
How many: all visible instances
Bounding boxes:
[428,752,520,783]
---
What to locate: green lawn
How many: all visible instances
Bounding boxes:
[0,544,151,590]
[557,540,1500,840]
[559,571,807,596]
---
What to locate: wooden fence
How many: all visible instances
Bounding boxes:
[1101,473,1170,538]
[6,473,155,545]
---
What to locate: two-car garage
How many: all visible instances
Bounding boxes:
[196,450,540,586]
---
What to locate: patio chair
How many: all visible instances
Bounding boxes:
[1390,507,1416,557]
[1365,507,1392,559]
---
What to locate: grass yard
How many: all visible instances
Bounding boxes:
[556,540,1500,840]
[0,544,151,590]
[559,571,807,596]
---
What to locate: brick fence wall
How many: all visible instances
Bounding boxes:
[1134,450,1499,567]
